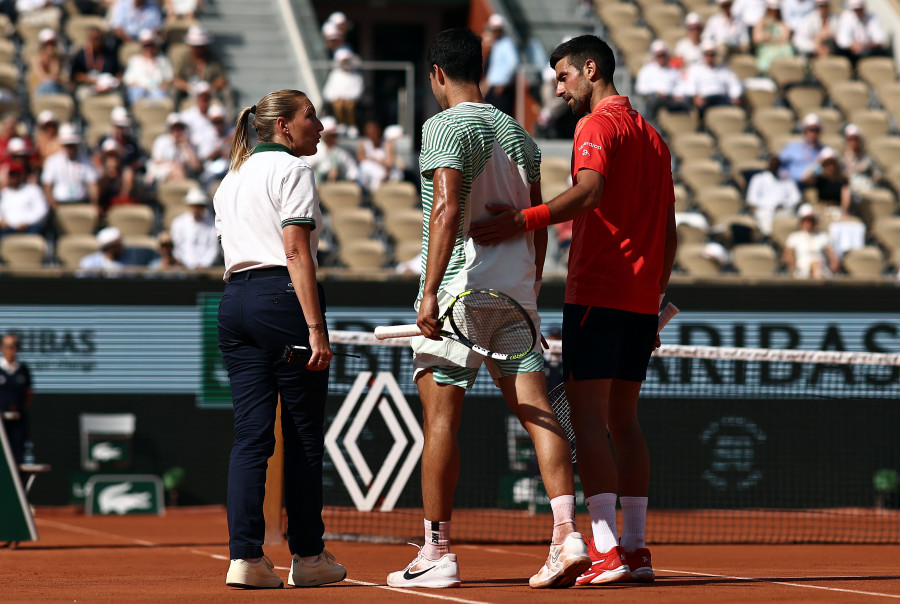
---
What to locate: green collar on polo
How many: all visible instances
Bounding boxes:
[252,142,294,155]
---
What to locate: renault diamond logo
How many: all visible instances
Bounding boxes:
[325,371,424,512]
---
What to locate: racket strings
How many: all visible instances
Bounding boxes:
[548,384,577,463]
[451,292,533,355]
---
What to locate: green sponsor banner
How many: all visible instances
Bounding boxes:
[198,293,232,407]
[0,425,37,543]
[84,474,165,516]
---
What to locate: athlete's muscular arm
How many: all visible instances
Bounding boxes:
[417,167,462,340]
[469,169,605,245]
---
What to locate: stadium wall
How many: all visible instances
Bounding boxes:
[1,276,898,508]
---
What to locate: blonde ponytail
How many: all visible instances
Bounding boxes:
[228,91,308,172]
[229,105,255,172]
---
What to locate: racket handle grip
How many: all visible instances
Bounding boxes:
[658,302,680,331]
[374,324,423,339]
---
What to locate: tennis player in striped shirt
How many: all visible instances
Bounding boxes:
[385,28,590,590]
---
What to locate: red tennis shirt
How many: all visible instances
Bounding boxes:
[566,96,675,315]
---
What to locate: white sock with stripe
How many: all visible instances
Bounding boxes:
[619,496,648,552]
[422,519,450,560]
[585,492,618,552]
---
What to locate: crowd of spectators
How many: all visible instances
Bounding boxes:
[0,0,231,274]
[612,0,899,280]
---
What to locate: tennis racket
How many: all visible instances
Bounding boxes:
[374,288,537,361]
[550,302,680,462]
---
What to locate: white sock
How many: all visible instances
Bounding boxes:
[300,555,318,563]
[549,494,576,544]
[619,496,648,552]
[422,519,450,560]
[585,492,618,552]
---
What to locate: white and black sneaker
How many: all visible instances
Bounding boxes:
[387,545,460,588]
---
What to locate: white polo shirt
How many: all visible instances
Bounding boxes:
[213,143,322,282]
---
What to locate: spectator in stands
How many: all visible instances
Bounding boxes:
[0,162,49,237]
[97,106,144,172]
[96,138,136,214]
[123,28,173,104]
[783,203,839,277]
[746,156,801,236]
[30,28,69,96]
[779,113,824,184]
[326,11,350,37]
[803,146,851,216]
[482,14,518,116]
[197,104,232,186]
[753,0,796,74]
[357,120,401,193]
[170,186,219,268]
[34,110,61,167]
[731,0,767,29]
[70,25,123,103]
[674,12,705,69]
[793,0,839,58]
[4,138,39,186]
[163,0,201,22]
[145,112,201,188]
[41,124,99,208]
[307,115,358,184]
[322,48,364,133]
[683,40,743,117]
[78,225,125,273]
[703,0,751,55]
[172,26,228,105]
[841,123,881,203]
[182,81,217,155]
[782,0,816,30]
[322,21,351,58]
[836,0,888,64]
[109,0,163,44]
[635,40,690,120]
[148,230,181,269]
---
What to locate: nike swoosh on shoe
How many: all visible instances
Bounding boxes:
[403,566,436,580]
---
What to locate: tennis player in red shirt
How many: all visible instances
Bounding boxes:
[471,34,677,586]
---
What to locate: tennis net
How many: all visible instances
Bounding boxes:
[321,330,900,544]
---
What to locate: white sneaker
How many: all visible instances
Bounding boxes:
[386,545,460,588]
[529,532,592,589]
[225,556,283,589]
[288,549,346,587]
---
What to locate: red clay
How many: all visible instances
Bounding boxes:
[2,507,899,603]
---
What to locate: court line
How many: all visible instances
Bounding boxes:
[34,520,493,604]
[663,568,900,599]
[34,518,156,546]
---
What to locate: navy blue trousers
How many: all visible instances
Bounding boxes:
[217,268,329,559]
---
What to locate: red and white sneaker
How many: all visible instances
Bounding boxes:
[575,540,630,585]
[625,548,655,582]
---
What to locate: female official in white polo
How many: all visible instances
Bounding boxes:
[214,89,346,589]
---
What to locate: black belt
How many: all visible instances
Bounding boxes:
[229,267,290,281]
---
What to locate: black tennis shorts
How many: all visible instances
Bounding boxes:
[562,303,658,382]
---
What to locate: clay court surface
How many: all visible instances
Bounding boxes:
[3,507,900,603]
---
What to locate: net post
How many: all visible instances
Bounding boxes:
[263,396,285,544]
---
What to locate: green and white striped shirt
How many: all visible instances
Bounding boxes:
[416,102,541,304]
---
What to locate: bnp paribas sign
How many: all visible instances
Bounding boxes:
[84,475,165,516]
